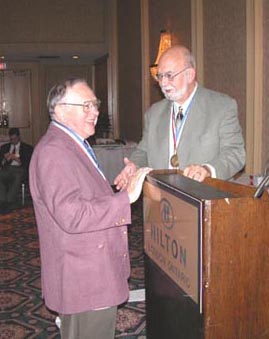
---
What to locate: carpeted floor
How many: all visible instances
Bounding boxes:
[0,198,146,338]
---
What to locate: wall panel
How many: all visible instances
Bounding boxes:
[203,0,246,140]
[117,0,142,142]
[263,0,269,169]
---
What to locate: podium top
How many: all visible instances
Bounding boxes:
[147,171,235,200]
[146,170,261,201]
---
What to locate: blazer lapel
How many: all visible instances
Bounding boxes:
[178,87,204,143]
[177,86,207,165]
[157,100,173,166]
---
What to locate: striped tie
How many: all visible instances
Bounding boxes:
[175,106,183,129]
[83,140,101,169]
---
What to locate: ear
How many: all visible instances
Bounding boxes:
[186,67,196,83]
[54,105,66,123]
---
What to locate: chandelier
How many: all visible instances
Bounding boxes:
[150,30,172,80]
[0,67,9,128]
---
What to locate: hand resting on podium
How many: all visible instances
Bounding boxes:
[114,157,211,191]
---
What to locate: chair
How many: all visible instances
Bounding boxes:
[114,139,126,145]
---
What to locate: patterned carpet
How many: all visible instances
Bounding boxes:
[0,199,146,338]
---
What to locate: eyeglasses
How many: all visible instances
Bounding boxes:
[58,99,101,112]
[155,67,190,82]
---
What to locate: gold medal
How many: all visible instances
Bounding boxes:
[170,154,179,168]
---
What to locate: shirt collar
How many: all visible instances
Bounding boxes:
[52,120,84,144]
[11,141,21,150]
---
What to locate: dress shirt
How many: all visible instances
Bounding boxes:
[10,142,21,166]
[168,84,198,168]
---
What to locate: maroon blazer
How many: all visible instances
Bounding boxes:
[29,124,131,314]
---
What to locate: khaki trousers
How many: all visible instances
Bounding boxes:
[59,306,117,339]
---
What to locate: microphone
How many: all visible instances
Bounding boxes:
[253,175,269,199]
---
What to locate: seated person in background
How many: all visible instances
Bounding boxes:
[0,127,33,210]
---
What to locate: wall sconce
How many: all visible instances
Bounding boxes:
[150,30,172,79]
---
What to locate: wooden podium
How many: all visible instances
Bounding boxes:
[143,170,269,339]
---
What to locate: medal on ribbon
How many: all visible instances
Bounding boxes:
[170,153,179,167]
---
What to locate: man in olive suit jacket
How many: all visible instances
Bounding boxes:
[115,45,245,189]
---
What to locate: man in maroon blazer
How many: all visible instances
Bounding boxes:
[29,78,150,339]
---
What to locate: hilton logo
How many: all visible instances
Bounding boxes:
[160,198,174,230]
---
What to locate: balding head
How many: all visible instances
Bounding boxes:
[159,45,196,69]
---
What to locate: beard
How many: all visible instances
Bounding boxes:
[161,84,188,102]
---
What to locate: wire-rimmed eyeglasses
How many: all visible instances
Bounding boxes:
[57,99,101,112]
[155,67,190,82]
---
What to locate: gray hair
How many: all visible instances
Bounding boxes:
[47,78,88,117]
[181,48,196,69]
[160,45,196,69]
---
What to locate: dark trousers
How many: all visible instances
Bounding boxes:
[0,166,24,204]
[59,306,117,339]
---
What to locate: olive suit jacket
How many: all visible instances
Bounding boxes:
[130,85,245,180]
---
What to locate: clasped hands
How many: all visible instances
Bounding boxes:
[114,158,211,195]
[114,158,151,204]
[4,152,20,162]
